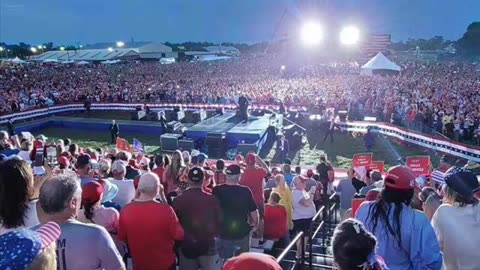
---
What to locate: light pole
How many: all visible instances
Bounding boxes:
[0,47,4,58]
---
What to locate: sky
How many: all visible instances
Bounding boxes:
[0,0,479,45]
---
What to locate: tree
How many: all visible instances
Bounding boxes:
[456,22,480,55]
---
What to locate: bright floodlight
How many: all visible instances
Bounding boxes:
[281,65,286,71]
[0,47,4,51]
[116,41,125,48]
[30,47,37,53]
[340,26,360,45]
[60,47,65,51]
[37,45,42,49]
[108,47,114,52]
[301,22,323,46]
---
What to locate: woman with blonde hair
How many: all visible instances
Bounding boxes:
[163,150,189,202]
[272,174,293,230]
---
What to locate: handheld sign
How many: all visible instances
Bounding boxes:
[367,161,385,173]
[406,156,431,176]
[352,153,373,168]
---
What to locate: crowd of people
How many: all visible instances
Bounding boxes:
[1,57,480,142]
[0,128,479,270]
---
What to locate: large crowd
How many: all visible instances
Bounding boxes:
[0,128,480,270]
[1,58,480,141]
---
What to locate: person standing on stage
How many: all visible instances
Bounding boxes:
[110,120,119,144]
[322,114,336,144]
[238,95,250,123]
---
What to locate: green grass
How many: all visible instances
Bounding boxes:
[39,127,161,154]
[38,126,439,170]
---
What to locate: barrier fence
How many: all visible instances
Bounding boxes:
[2,102,480,162]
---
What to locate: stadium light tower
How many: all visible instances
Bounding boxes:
[116,41,125,48]
[340,26,360,45]
[300,21,323,46]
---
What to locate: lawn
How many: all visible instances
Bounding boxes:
[37,126,440,170]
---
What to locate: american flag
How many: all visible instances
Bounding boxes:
[360,33,391,62]
[133,138,145,153]
[431,169,446,184]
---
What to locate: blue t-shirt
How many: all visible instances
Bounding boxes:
[284,173,295,188]
[335,179,357,210]
[356,201,443,270]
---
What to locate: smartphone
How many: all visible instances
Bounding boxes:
[45,146,58,166]
[34,147,44,167]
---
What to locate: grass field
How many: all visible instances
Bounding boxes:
[37,125,440,170]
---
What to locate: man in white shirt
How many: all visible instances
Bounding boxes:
[109,160,135,207]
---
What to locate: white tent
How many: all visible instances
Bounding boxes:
[43,59,59,63]
[361,52,401,76]
[61,60,75,64]
[76,61,90,65]
[11,57,26,64]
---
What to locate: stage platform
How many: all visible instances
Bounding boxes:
[15,117,166,134]
[226,116,273,148]
[185,112,239,140]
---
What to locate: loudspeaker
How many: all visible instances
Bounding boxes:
[165,109,185,122]
[206,133,226,157]
[160,133,183,151]
[131,110,146,120]
[178,139,195,152]
[192,109,207,123]
[238,143,258,155]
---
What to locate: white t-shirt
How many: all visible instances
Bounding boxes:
[292,189,316,220]
[17,150,32,163]
[109,178,135,207]
[432,203,480,270]
[0,200,39,235]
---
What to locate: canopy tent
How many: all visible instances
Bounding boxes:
[361,52,401,76]
[10,57,26,64]
[43,59,59,63]
[61,60,75,64]
[76,61,90,65]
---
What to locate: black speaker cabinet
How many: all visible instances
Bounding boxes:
[238,143,259,155]
[160,133,183,151]
[178,139,195,152]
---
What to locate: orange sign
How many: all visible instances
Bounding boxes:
[367,161,385,173]
[406,156,431,176]
[116,137,131,152]
[352,153,373,168]
[352,198,366,217]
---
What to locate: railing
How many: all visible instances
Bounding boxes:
[276,232,305,270]
[308,206,325,269]
[307,193,338,269]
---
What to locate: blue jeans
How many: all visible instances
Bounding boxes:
[217,234,251,260]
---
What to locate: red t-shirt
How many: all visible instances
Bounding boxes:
[240,167,267,204]
[264,204,288,240]
[118,201,184,270]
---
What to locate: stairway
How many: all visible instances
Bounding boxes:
[275,197,341,270]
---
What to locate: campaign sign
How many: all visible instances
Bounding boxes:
[367,161,385,173]
[406,156,431,176]
[352,153,373,168]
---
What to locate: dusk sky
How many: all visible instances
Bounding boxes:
[1,0,479,45]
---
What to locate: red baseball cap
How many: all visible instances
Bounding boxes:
[306,169,314,178]
[384,165,416,190]
[223,253,282,270]
[82,181,103,204]
[58,156,70,167]
[245,153,256,166]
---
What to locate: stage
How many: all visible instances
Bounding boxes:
[15,112,281,158]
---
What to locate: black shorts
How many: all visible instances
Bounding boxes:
[293,218,312,234]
